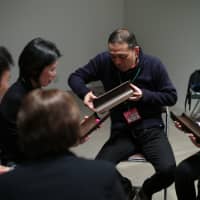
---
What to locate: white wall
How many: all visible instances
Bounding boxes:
[2,0,199,109]
[0,0,124,89]
[125,0,200,109]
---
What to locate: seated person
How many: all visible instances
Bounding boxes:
[68,28,177,200]
[0,89,125,200]
[174,120,200,200]
[0,46,14,101]
[0,38,61,164]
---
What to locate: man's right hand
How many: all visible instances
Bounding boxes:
[83,91,97,111]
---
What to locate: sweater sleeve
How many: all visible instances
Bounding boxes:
[68,53,105,99]
[140,59,177,107]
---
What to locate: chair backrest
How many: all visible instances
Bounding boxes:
[185,70,200,111]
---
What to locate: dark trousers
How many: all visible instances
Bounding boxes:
[95,126,176,198]
[175,151,200,200]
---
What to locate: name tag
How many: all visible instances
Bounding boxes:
[123,108,141,124]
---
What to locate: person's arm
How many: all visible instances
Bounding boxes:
[68,53,105,100]
[140,59,177,107]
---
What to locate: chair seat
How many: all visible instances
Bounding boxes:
[128,153,146,162]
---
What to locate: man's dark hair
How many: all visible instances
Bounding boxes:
[0,46,14,79]
[18,38,61,82]
[17,89,80,160]
[108,28,138,48]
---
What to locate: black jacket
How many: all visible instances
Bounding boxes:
[0,78,33,162]
[0,152,125,200]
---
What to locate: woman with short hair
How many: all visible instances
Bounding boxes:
[0,89,125,200]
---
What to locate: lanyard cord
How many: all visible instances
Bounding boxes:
[131,67,141,83]
[118,67,141,84]
[118,67,141,109]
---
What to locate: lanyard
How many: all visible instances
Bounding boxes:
[118,67,141,109]
[118,66,141,84]
[131,67,141,83]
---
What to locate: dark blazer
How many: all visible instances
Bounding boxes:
[0,152,125,200]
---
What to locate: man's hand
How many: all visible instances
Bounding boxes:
[129,83,143,101]
[83,91,97,110]
[78,116,90,144]
[188,133,200,148]
[173,121,200,147]
[174,121,183,131]
[0,165,12,174]
[174,121,190,133]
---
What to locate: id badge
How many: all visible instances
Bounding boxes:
[123,108,141,124]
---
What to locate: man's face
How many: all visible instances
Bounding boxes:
[0,69,11,99]
[108,42,139,72]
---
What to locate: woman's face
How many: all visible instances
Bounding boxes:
[0,69,11,99]
[39,61,58,87]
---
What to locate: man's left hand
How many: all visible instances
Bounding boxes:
[129,83,143,101]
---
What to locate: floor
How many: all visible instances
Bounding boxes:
[70,94,199,200]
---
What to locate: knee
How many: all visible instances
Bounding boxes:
[159,164,176,184]
[175,162,193,181]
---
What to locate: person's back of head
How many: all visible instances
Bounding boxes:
[17,89,80,160]
[0,46,14,99]
[18,38,61,83]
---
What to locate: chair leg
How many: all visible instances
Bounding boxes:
[163,188,167,200]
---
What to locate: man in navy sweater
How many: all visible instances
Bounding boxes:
[68,28,177,200]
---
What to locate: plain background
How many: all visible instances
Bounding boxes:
[1,0,200,109]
